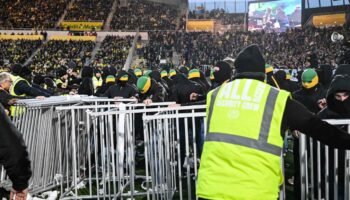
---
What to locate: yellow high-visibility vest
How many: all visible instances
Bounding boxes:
[197,79,290,200]
[9,75,29,116]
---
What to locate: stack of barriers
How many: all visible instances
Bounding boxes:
[2,96,291,199]
[56,101,175,199]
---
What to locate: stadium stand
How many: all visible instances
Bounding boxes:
[0,0,69,29]
[93,35,134,68]
[64,0,114,22]
[0,39,42,67]
[111,0,180,30]
[28,40,95,74]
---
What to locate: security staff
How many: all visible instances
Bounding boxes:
[197,45,350,200]
[55,68,69,90]
[10,64,50,99]
[93,69,103,92]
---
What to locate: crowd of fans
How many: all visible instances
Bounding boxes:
[0,39,42,68]
[138,32,175,68]
[28,40,95,74]
[111,0,180,31]
[65,0,114,22]
[137,27,346,70]
[0,0,68,29]
[189,9,245,25]
[93,35,134,69]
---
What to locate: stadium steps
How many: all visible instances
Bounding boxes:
[103,0,118,31]
[172,48,180,66]
[55,0,76,28]
[90,40,103,62]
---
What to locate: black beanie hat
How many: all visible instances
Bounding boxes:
[214,61,233,84]
[57,68,67,78]
[234,44,265,74]
[20,66,31,76]
[12,63,23,75]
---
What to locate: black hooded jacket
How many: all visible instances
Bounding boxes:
[103,70,138,99]
[317,64,333,90]
[78,66,94,96]
[150,71,170,95]
[171,74,205,105]
[96,82,115,97]
[103,82,138,99]
[293,84,326,114]
[319,75,350,119]
[139,79,167,102]
[0,104,31,191]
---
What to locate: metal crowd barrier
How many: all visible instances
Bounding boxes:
[55,102,176,199]
[142,107,206,200]
[5,96,136,195]
[299,119,350,200]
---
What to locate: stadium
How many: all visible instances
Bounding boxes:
[0,0,350,199]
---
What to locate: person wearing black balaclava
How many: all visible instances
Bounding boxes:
[103,70,137,99]
[317,74,350,200]
[188,69,207,93]
[78,66,94,96]
[169,73,206,167]
[211,60,233,89]
[171,73,205,105]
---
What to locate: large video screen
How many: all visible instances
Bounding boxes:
[248,0,301,32]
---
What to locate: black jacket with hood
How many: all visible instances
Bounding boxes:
[139,78,167,103]
[318,74,350,119]
[103,71,138,99]
[0,104,31,191]
[293,84,326,114]
[78,66,94,96]
[317,74,350,199]
[317,64,333,90]
[171,74,205,105]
